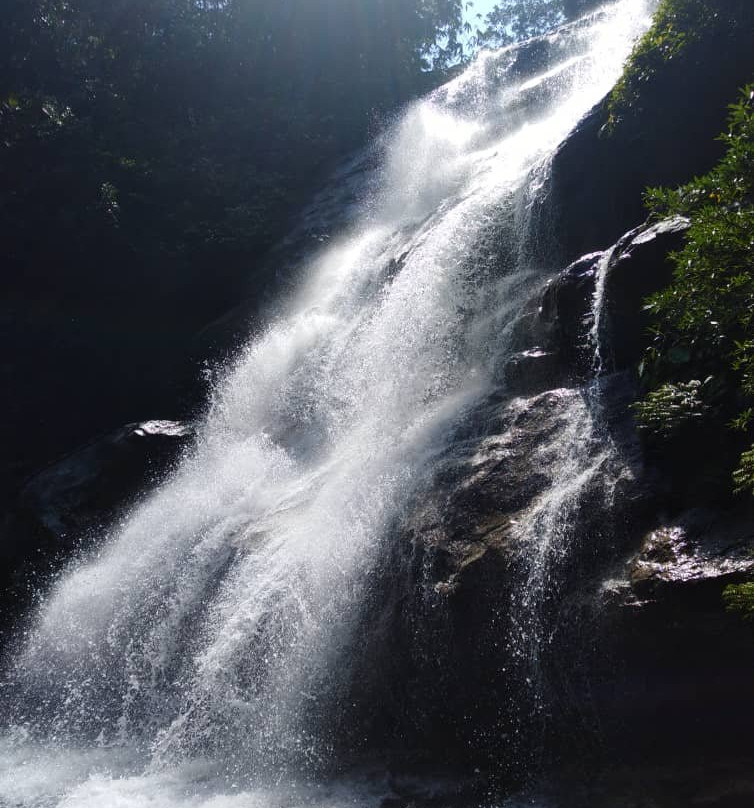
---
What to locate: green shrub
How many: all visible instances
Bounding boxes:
[733,445,754,494]
[723,581,754,619]
[635,84,754,493]
[631,379,710,437]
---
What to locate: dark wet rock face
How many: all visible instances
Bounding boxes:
[358,228,656,770]
[592,502,754,767]
[545,14,754,264]
[503,215,688,394]
[541,759,754,808]
[405,387,600,595]
[535,251,603,376]
[504,250,603,392]
[598,215,689,372]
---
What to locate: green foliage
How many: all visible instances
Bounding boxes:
[631,379,710,438]
[468,0,599,51]
[733,445,754,495]
[472,1,564,48]
[636,84,754,494]
[723,581,754,619]
[0,0,468,321]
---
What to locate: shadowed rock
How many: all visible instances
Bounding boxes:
[0,419,194,633]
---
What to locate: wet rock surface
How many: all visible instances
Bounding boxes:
[599,215,689,372]
[587,501,754,766]
[628,507,754,596]
[535,250,604,377]
[502,215,689,395]
[545,12,754,264]
[402,385,624,593]
[543,758,754,808]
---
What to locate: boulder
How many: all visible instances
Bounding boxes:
[13,419,194,542]
[0,419,194,631]
[537,250,604,377]
[504,215,688,388]
[599,215,689,372]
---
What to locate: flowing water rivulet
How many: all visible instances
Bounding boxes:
[1,3,654,806]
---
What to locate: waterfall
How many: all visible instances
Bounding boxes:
[0,3,654,806]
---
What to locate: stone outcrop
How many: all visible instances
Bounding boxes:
[591,502,754,765]
[599,215,689,372]
[0,419,193,630]
[545,8,754,264]
[628,507,754,598]
[503,215,689,393]
[14,419,193,541]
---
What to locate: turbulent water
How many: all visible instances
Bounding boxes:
[1,4,654,806]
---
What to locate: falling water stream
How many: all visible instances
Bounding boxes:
[0,4,654,806]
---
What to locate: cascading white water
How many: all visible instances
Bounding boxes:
[0,3,654,806]
[504,244,629,734]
